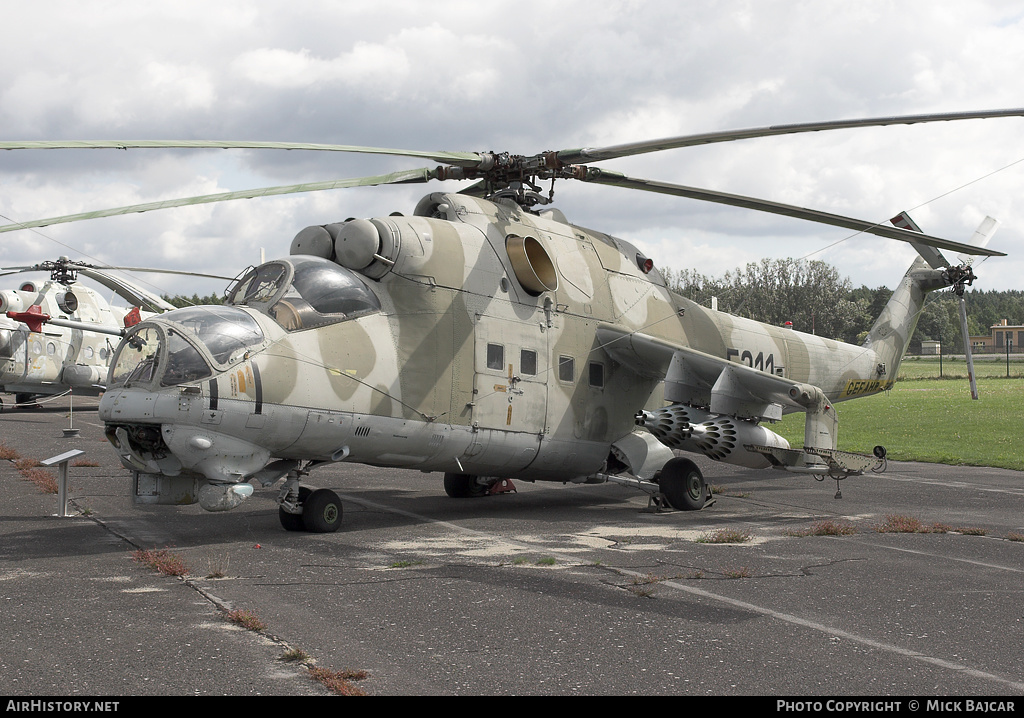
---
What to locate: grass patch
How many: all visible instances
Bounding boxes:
[955,526,988,536]
[18,467,57,493]
[873,514,956,534]
[0,442,19,460]
[205,555,230,579]
[898,356,1024,381]
[280,648,311,663]
[772,377,1024,470]
[696,528,752,544]
[227,609,266,632]
[131,548,189,576]
[1006,532,1024,542]
[784,520,859,537]
[309,667,369,696]
[535,556,557,566]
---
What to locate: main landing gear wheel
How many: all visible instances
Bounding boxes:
[279,487,343,533]
[302,488,343,533]
[659,457,708,511]
[443,472,486,498]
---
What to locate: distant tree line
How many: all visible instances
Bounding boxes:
[161,293,225,308]
[662,258,1023,354]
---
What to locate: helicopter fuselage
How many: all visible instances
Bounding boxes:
[0,281,128,398]
[98,191,928,506]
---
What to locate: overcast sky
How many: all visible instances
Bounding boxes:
[2,0,1023,302]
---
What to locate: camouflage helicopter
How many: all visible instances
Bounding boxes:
[0,109,1016,531]
[0,256,228,409]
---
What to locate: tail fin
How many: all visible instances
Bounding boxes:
[865,212,998,379]
[864,257,947,375]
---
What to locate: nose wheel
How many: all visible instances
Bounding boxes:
[279,485,343,533]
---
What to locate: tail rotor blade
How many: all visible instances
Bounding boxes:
[957,216,1000,266]
[958,295,979,400]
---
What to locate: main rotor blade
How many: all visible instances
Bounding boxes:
[0,167,439,234]
[0,260,232,281]
[76,267,179,313]
[558,109,1024,164]
[583,169,1006,257]
[87,265,233,280]
[0,140,483,168]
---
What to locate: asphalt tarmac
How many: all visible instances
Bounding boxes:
[2,394,1023,698]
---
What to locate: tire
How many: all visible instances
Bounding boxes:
[279,486,311,532]
[301,488,343,533]
[659,457,707,511]
[443,472,485,498]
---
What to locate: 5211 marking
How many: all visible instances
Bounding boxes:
[727,348,776,374]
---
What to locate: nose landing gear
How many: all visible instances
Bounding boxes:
[278,477,343,533]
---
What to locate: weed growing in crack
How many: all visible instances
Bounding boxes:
[873,514,985,535]
[227,609,266,632]
[696,528,752,544]
[309,667,369,696]
[784,520,859,537]
[131,548,188,577]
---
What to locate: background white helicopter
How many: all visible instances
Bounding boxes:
[0,256,228,409]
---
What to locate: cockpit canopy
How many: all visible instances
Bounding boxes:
[227,255,381,331]
[108,257,383,389]
[110,306,265,388]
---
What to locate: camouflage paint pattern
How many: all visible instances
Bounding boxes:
[98,191,946,496]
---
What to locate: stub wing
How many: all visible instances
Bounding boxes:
[598,325,883,477]
[596,325,827,421]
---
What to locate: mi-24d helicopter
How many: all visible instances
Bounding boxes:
[0,256,230,410]
[0,108,1016,532]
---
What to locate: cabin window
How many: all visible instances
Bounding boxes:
[486,343,504,371]
[558,355,575,382]
[588,361,604,388]
[521,349,538,376]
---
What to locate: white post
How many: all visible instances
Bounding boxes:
[41,449,86,517]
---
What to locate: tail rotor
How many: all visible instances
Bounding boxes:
[891,212,1000,401]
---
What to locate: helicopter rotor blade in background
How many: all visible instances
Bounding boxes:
[75,267,178,313]
[0,258,236,313]
[0,168,441,234]
[580,168,1007,259]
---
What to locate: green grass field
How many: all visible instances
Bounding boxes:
[898,355,1024,380]
[771,374,1024,471]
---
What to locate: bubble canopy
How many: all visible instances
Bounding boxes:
[109,306,265,388]
[227,255,381,331]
